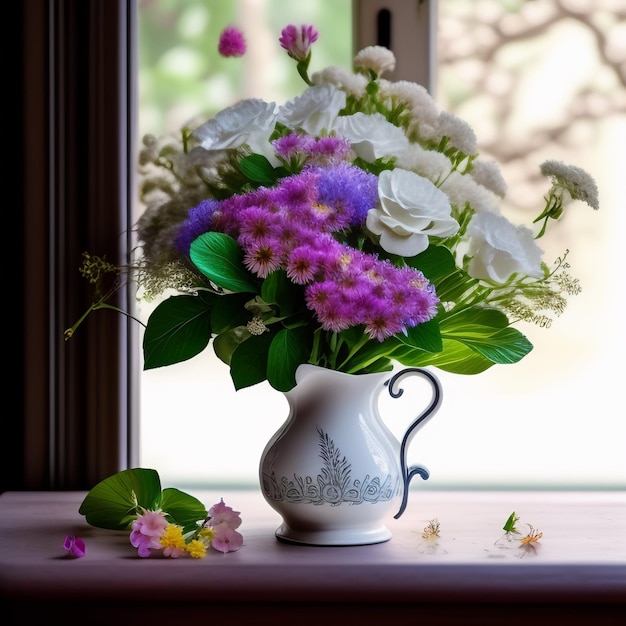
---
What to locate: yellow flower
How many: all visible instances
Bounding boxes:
[160,524,186,550]
[186,539,207,559]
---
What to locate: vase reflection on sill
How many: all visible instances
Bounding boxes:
[259,363,442,546]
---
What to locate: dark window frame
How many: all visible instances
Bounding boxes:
[14,0,138,491]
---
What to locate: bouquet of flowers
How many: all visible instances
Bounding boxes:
[68,24,598,393]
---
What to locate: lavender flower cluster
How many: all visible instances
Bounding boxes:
[176,160,439,341]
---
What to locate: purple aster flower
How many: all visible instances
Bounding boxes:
[314,163,379,227]
[175,199,221,255]
[279,24,319,62]
[218,26,247,58]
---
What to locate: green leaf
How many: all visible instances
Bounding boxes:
[161,488,207,534]
[78,468,162,530]
[267,327,313,391]
[261,269,305,317]
[213,326,251,366]
[460,326,533,364]
[406,245,457,282]
[230,330,275,390]
[190,232,258,293]
[238,153,283,185]
[143,294,213,369]
[211,293,254,333]
[396,318,443,353]
[393,337,495,374]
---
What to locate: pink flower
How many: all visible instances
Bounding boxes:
[210,522,244,553]
[218,26,246,58]
[130,510,168,558]
[279,24,319,62]
[207,499,242,530]
[63,535,86,558]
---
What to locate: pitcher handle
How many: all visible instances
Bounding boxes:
[384,367,443,519]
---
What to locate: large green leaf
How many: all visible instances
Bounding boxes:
[190,232,258,293]
[230,330,275,390]
[210,293,254,333]
[395,337,496,374]
[78,468,162,531]
[143,293,213,369]
[395,318,443,352]
[161,488,207,534]
[267,327,313,391]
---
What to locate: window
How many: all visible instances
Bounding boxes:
[137,0,625,490]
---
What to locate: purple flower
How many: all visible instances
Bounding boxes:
[218,26,247,58]
[129,510,168,558]
[279,24,319,62]
[175,199,221,255]
[63,535,86,558]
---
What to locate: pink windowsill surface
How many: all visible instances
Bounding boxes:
[1,489,625,623]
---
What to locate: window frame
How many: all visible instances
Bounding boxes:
[15,0,138,491]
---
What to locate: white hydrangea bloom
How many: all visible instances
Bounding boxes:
[278,83,346,136]
[333,112,410,162]
[193,99,279,162]
[466,212,544,282]
[440,170,501,213]
[367,168,459,256]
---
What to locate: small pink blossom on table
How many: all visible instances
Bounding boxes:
[63,535,86,558]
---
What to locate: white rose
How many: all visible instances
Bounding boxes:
[466,212,544,282]
[366,168,458,256]
[193,99,279,162]
[278,83,346,136]
[333,112,410,162]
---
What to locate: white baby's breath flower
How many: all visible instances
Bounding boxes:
[440,170,501,213]
[423,110,478,156]
[312,67,368,99]
[466,212,544,282]
[540,160,599,210]
[278,83,346,136]
[471,159,508,198]
[334,112,410,162]
[193,98,279,163]
[396,144,453,184]
[354,45,396,77]
[379,80,440,126]
[367,168,459,256]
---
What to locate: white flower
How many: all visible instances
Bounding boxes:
[466,212,544,282]
[396,144,453,184]
[312,67,369,99]
[540,159,599,210]
[278,83,346,136]
[471,160,508,198]
[193,98,278,162]
[333,112,410,162]
[367,168,459,257]
[440,170,501,213]
[354,45,396,77]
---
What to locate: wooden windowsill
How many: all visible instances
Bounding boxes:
[1,490,624,624]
